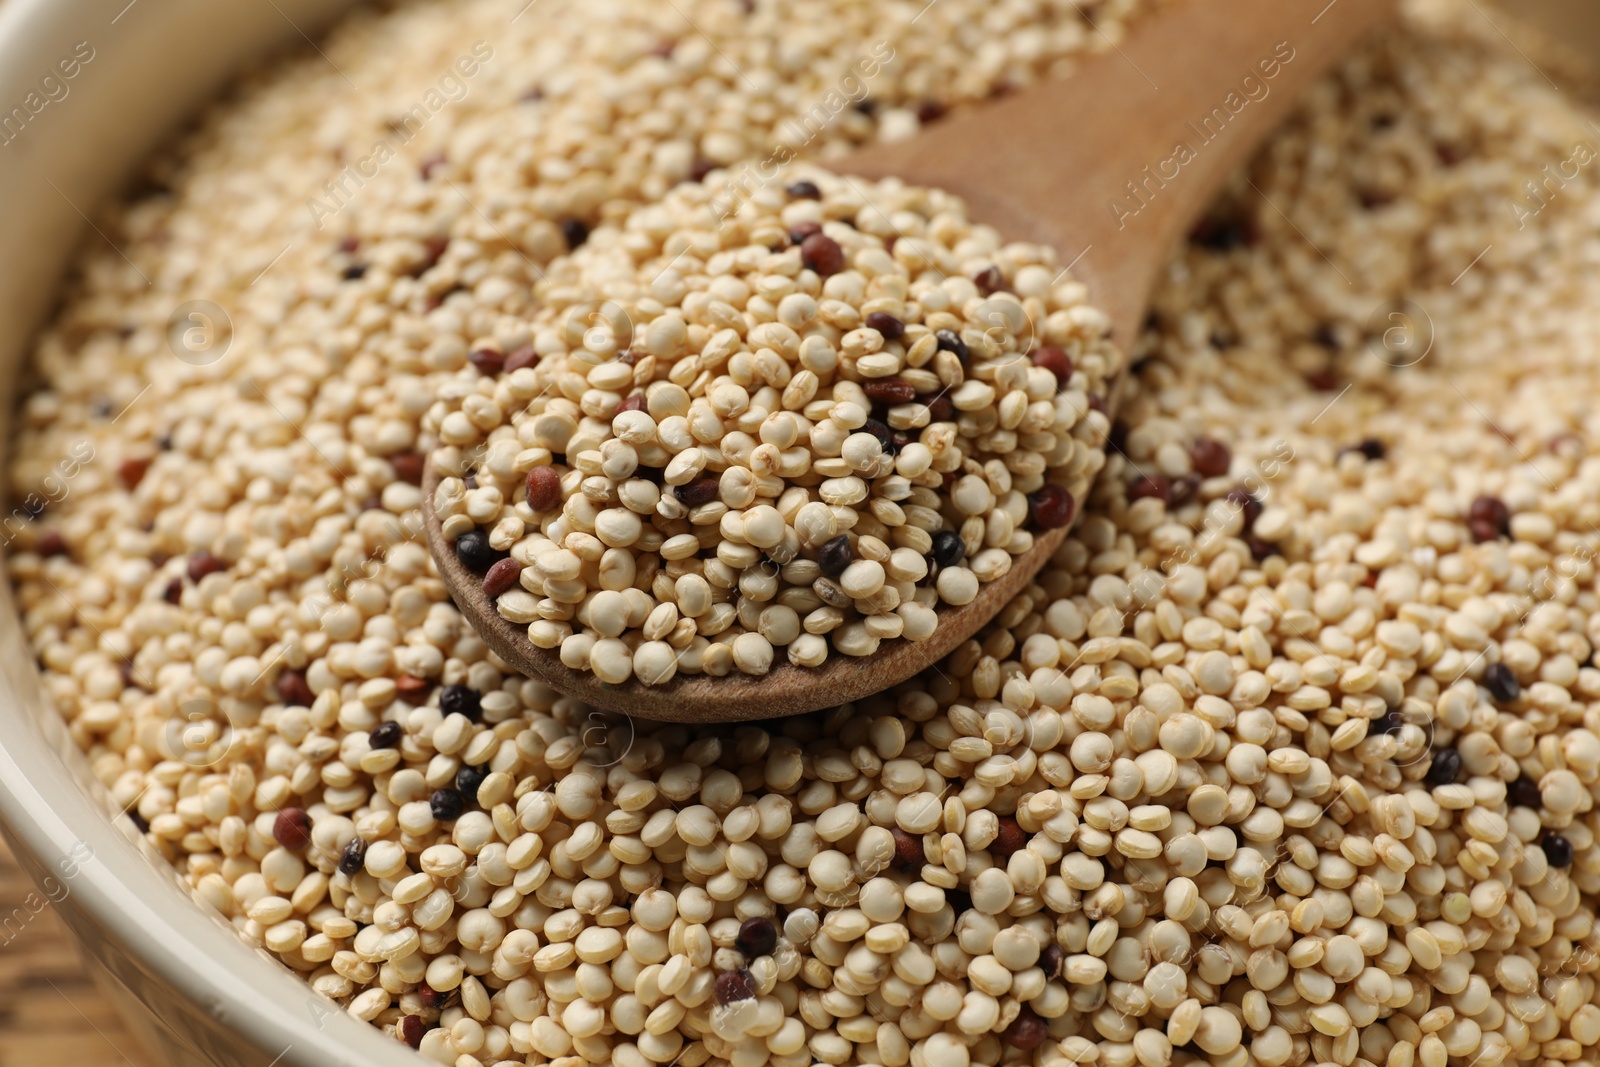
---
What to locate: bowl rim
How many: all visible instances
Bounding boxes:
[0,0,416,1062]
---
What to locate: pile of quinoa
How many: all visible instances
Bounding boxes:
[9,0,1600,1066]
[427,169,1116,682]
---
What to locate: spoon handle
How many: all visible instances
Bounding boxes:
[843,0,1395,351]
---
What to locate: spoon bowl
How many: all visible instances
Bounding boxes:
[425,0,1394,722]
[424,464,1071,720]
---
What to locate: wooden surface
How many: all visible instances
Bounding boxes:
[0,835,155,1067]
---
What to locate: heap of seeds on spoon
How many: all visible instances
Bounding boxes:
[427,169,1117,684]
[9,0,1600,1065]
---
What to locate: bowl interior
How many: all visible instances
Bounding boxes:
[0,1,418,1064]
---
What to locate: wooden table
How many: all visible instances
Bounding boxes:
[0,835,154,1067]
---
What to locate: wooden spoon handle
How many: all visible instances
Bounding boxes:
[843,0,1395,351]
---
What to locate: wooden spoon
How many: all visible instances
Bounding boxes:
[423,0,1393,722]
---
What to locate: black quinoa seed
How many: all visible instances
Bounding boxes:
[817,535,854,577]
[735,916,778,957]
[338,837,367,876]
[456,763,489,804]
[1543,834,1573,868]
[930,530,965,569]
[934,329,969,365]
[785,179,821,200]
[369,721,403,749]
[862,418,896,454]
[561,218,590,249]
[454,529,505,575]
[430,789,466,822]
[1509,777,1543,810]
[1483,662,1521,704]
[1424,747,1462,787]
[440,684,482,722]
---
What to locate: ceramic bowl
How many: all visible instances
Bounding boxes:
[0,0,1588,1064]
[0,1,434,1063]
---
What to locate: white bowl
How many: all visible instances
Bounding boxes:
[0,1,428,1063]
[0,0,1589,1064]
